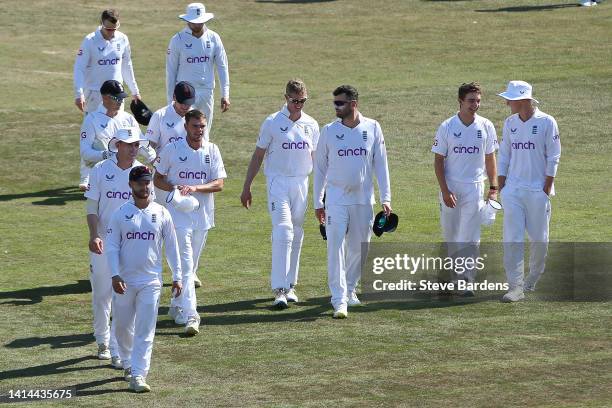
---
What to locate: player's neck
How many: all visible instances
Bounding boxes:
[103,104,119,118]
[517,106,536,122]
[116,155,133,170]
[341,111,360,129]
[133,197,150,209]
[187,137,202,150]
[457,111,475,126]
[100,29,114,41]
[288,111,302,122]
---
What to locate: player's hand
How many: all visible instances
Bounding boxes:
[179,185,196,195]
[112,276,127,294]
[221,97,230,113]
[442,191,457,208]
[172,280,182,298]
[89,237,103,254]
[240,189,252,209]
[75,97,85,112]
[487,190,498,201]
[132,94,141,101]
[315,208,325,224]
[382,202,392,216]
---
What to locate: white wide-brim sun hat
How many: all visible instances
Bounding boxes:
[166,188,200,213]
[497,80,539,103]
[179,2,214,24]
[108,127,149,153]
[480,199,503,227]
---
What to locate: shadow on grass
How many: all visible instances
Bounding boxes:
[475,3,579,12]
[6,333,94,349]
[0,186,84,205]
[0,356,107,380]
[0,280,91,306]
[255,0,336,3]
[73,377,129,396]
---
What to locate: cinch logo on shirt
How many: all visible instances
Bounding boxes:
[179,170,207,179]
[338,147,367,157]
[453,145,480,154]
[187,56,209,63]
[282,141,309,150]
[106,191,132,200]
[126,231,155,240]
[97,57,120,65]
[511,141,536,150]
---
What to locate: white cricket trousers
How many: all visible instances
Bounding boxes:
[89,250,118,355]
[194,87,214,141]
[267,175,308,290]
[325,204,374,309]
[171,227,208,321]
[113,280,161,378]
[439,181,484,283]
[501,185,551,290]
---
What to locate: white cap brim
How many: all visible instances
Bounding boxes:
[109,136,149,153]
[497,92,539,104]
[179,13,214,23]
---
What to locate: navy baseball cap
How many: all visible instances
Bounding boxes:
[174,81,196,105]
[100,80,128,98]
[129,166,153,182]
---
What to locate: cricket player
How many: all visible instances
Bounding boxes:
[74,9,141,114]
[107,166,182,393]
[497,81,561,302]
[154,110,227,335]
[79,80,155,190]
[166,3,230,140]
[240,79,320,308]
[313,85,392,319]
[432,82,498,291]
[85,127,148,367]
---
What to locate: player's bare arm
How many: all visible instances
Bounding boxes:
[179,179,224,195]
[86,213,103,254]
[153,171,174,192]
[434,154,456,208]
[485,153,498,200]
[240,147,266,209]
[315,208,325,224]
[543,176,554,196]
[221,97,230,112]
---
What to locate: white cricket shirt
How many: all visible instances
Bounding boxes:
[166,27,230,103]
[154,139,227,230]
[85,156,144,234]
[432,114,498,184]
[498,108,561,192]
[313,114,391,208]
[256,105,320,178]
[146,103,187,152]
[106,200,181,285]
[73,28,139,99]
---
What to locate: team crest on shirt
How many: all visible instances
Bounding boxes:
[167,48,171,55]
[271,202,275,211]
[362,131,368,141]
[206,41,211,49]
[336,134,344,140]
[166,122,175,128]
[510,128,517,134]
[125,214,134,221]
[97,46,105,52]
[453,132,462,138]
[327,215,332,225]
[532,126,538,135]
[185,43,193,49]
[280,127,288,132]
[205,155,210,164]
[105,174,115,181]
[116,44,121,52]
[477,130,482,139]
[179,156,187,162]
[151,214,157,223]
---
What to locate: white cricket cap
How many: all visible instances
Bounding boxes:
[179,3,214,24]
[108,127,149,152]
[480,199,502,227]
[166,188,200,213]
[498,81,539,103]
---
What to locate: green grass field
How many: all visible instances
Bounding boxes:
[0,0,611,406]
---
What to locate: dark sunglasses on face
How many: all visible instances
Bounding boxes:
[108,95,125,103]
[333,100,353,107]
[287,96,308,105]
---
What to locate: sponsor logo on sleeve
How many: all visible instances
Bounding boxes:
[81,132,87,139]
[77,49,83,56]
[553,134,560,141]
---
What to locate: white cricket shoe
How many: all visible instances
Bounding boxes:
[273,289,288,309]
[97,343,111,360]
[129,375,151,393]
[286,287,298,303]
[169,307,188,325]
[194,274,202,288]
[185,318,200,336]
[502,287,525,303]
[333,305,348,319]
[347,291,361,306]
[111,355,122,369]
[124,367,132,382]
